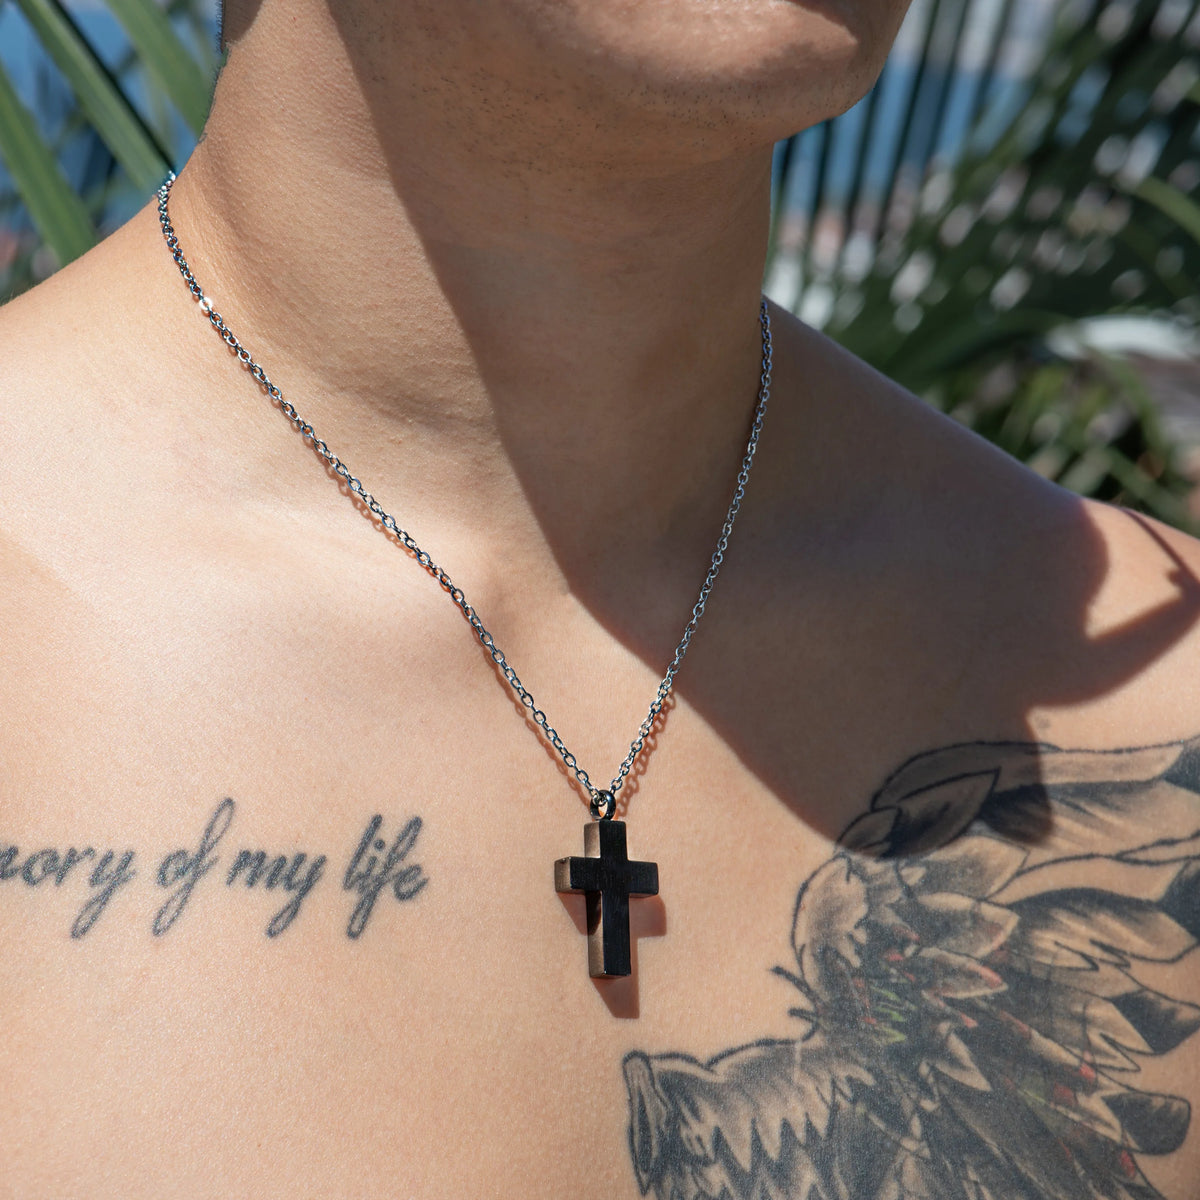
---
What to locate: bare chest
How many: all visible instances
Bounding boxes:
[5,530,1200,1200]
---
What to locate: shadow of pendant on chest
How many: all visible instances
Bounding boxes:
[555,820,659,978]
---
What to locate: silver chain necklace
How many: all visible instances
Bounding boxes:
[156,172,773,978]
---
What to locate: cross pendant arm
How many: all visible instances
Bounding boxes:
[555,820,658,978]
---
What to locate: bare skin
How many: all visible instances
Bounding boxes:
[3,2,1200,1197]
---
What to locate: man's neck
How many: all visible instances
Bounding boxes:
[170,0,775,567]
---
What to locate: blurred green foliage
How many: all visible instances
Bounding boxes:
[0,0,216,295]
[770,0,1200,527]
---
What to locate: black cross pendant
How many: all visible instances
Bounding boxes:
[555,820,659,978]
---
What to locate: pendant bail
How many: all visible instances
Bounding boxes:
[590,789,616,820]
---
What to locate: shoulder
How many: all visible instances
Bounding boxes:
[0,232,139,795]
[731,307,1200,804]
[0,198,247,580]
[0,213,151,616]
[763,303,1200,664]
[0,205,263,801]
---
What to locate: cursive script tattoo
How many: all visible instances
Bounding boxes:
[343,815,428,939]
[625,737,1200,1200]
[1,799,428,940]
[0,842,137,937]
[227,847,327,938]
[153,798,236,935]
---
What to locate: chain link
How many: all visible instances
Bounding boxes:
[156,173,772,813]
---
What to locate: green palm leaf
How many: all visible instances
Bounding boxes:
[1135,176,1200,250]
[13,0,171,192]
[104,0,212,135]
[0,58,94,265]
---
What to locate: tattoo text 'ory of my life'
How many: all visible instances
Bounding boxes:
[0,799,428,940]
